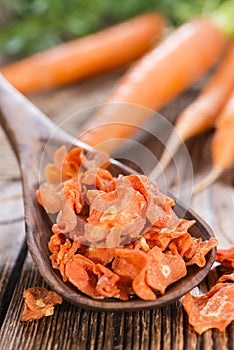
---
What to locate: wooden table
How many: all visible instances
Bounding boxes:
[0,71,233,349]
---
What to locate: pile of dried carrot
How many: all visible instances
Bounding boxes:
[37,145,218,302]
[36,144,234,334]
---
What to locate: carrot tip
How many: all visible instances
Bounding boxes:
[149,132,182,180]
[149,150,171,180]
[192,166,223,194]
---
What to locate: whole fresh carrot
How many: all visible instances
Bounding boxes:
[79,17,227,152]
[215,88,234,129]
[152,40,234,176]
[193,89,234,193]
[0,12,165,94]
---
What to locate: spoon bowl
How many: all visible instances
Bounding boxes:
[0,75,216,311]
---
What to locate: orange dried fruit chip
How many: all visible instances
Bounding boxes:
[216,246,234,269]
[217,271,234,283]
[81,167,113,191]
[65,147,84,166]
[132,267,156,300]
[182,274,234,334]
[37,145,219,301]
[53,145,67,170]
[85,184,146,245]
[186,237,218,267]
[112,249,149,281]
[20,287,62,322]
[172,232,198,259]
[36,182,63,214]
[85,247,115,265]
[93,263,120,298]
[65,254,102,299]
[44,163,61,183]
[82,150,110,169]
[63,178,84,213]
[146,245,187,294]
[122,174,150,199]
[56,201,78,233]
[144,219,195,251]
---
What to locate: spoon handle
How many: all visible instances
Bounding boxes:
[0,75,95,166]
[0,74,58,162]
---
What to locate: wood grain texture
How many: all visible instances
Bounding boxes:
[0,71,233,349]
[1,256,233,350]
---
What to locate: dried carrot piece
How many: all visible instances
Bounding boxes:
[20,287,62,322]
[56,201,78,233]
[144,219,195,251]
[81,168,113,192]
[93,264,120,298]
[65,254,102,299]
[132,267,156,300]
[216,246,234,269]
[182,272,234,334]
[63,177,84,213]
[112,249,149,281]
[36,182,63,214]
[50,234,80,282]
[146,245,187,294]
[186,237,218,267]
[217,272,234,283]
[171,232,199,260]
[36,145,218,301]
[85,247,115,266]
[85,184,146,246]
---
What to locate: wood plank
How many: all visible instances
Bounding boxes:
[0,180,23,222]
[0,128,20,180]
[170,301,185,350]
[190,171,234,248]
[149,308,162,350]
[0,178,26,327]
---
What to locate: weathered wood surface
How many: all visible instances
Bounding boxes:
[0,72,234,349]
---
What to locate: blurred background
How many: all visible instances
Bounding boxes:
[0,0,224,62]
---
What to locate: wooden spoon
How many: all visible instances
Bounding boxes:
[0,75,216,311]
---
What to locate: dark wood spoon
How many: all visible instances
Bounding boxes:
[0,75,216,312]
